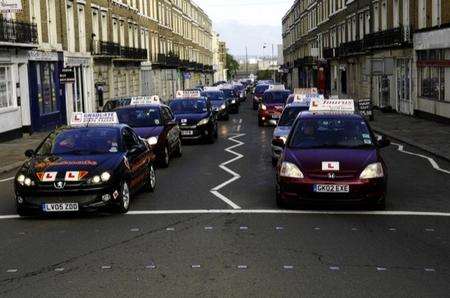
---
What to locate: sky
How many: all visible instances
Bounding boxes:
[194,0,292,57]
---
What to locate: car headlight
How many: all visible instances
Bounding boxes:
[360,162,384,179]
[231,99,236,104]
[17,174,35,186]
[147,136,158,145]
[100,172,111,182]
[280,136,287,144]
[197,118,209,126]
[220,104,226,110]
[261,104,267,111]
[280,162,304,178]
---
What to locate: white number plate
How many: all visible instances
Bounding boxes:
[43,203,79,212]
[313,184,349,193]
[181,130,194,136]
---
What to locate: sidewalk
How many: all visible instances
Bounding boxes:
[0,132,48,174]
[371,110,450,161]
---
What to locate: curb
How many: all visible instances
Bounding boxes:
[373,127,450,163]
[0,161,23,175]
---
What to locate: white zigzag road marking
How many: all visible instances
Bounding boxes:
[210,133,246,209]
[391,142,450,174]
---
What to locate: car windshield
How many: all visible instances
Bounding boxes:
[221,89,234,99]
[116,107,162,127]
[169,99,208,114]
[255,85,269,94]
[278,106,309,126]
[37,128,121,155]
[263,91,291,104]
[202,92,225,101]
[289,117,375,149]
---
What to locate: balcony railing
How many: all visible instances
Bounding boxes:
[92,41,147,60]
[337,40,364,57]
[0,19,38,44]
[364,26,411,50]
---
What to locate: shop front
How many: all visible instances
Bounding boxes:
[27,50,66,132]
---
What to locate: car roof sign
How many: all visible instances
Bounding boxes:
[71,112,119,126]
[268,84,285,91]
[130,95,161,105]
[203,87,221,92]
[309,99,355,112]
[176,90,201,98]
[294,88,318,95]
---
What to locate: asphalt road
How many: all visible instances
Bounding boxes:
[0,99,449,297]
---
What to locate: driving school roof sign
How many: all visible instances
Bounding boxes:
[268,84,286,91]
[309,99,355,112]
[130,96,160,105]
[176,90,201,98]
[0,0,22,12]
[70,112,119,126]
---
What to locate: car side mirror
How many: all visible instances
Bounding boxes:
[25,149,35,158]
[377,136,391,148]
[166,119,177,126]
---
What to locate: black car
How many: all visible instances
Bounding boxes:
[219,86,239,114]
[15,116,156,216]
[201,89,229,121]
[169,95,218,143]
[115,103,182,168]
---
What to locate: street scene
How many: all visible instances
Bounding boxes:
[0,0,450,297]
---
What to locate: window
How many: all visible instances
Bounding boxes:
[36,63,58,115]
[432,0,441,27]
[418,0,427,29]
[66,1,75,52]
[381,0,387,30]
[47,0,58,45]
[78,4,86,52]
[418,50,447,102]
[101,11,108,42]
[0,66,13,109]
[373,2,379,32]
[92,8,99,44]
[112,18,119,43]
[393,0,399,27]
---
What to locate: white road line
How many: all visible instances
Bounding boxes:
[210,133,245,209]
[0,177,14,183]
[1,209,450,220]
[391,142,450,174]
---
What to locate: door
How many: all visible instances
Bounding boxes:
[122,128,147,191]
[161,107,179,152]
[396,59,412,115]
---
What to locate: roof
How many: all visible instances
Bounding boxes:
[66,123,128,130]
[115,103,167,110]
[286,101,310,108]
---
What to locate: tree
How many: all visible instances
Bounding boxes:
[226,54,239,79]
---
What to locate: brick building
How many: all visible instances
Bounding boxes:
[282,0,450,121]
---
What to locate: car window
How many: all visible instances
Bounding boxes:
[37,128,121,155]
[289,117,375,149]
[161,107,172,123]
[169,99,208,114]
[278,106,309,126]
[122,128,139,151]
[263,92,291,104]
[116,107,162,127]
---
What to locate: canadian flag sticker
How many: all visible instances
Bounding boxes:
[322,161,340,171]
[65,171,80,181]
[42,172,58,182]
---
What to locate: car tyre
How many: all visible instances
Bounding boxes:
[116,181,130,214]
[16,205,31,217]
[253,103,258,110]
[258,119,264,127]
[174,140,182,157]
[272,157,278,167]
[159,145,170,168]
[144,164,156,192]
[223,113,230,121]
[371,196,386,210]
[275,183,287,208]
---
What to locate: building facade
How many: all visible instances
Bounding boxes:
[0,0,214,140]
[212,32,227,82]
[282,0,450,121]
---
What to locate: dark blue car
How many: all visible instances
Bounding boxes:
[201,89,229,121]
[169,95,218,143]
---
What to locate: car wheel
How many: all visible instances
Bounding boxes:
[117,181,130,213]
[272,157,278,167]
[144,164,156,192]
[16,205,31,217]
[258,119,264,127]
[253,103,258,110]
[160,145,170,168]
[174,140,182,157]
[223,113,230,121]
[371,196,386,210]
[275,183,287,208]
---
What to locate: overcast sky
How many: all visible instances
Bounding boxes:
[194,0,292,57]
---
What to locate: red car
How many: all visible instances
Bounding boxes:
[258,89,292,126]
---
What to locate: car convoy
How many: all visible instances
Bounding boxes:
[14,79,390,216]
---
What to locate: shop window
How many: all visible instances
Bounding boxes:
[418,50,447,101]
[36,63,58,115]
[0,66,13,109]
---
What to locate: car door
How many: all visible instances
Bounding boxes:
[122,128,148,191]
[160,107,175,152]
